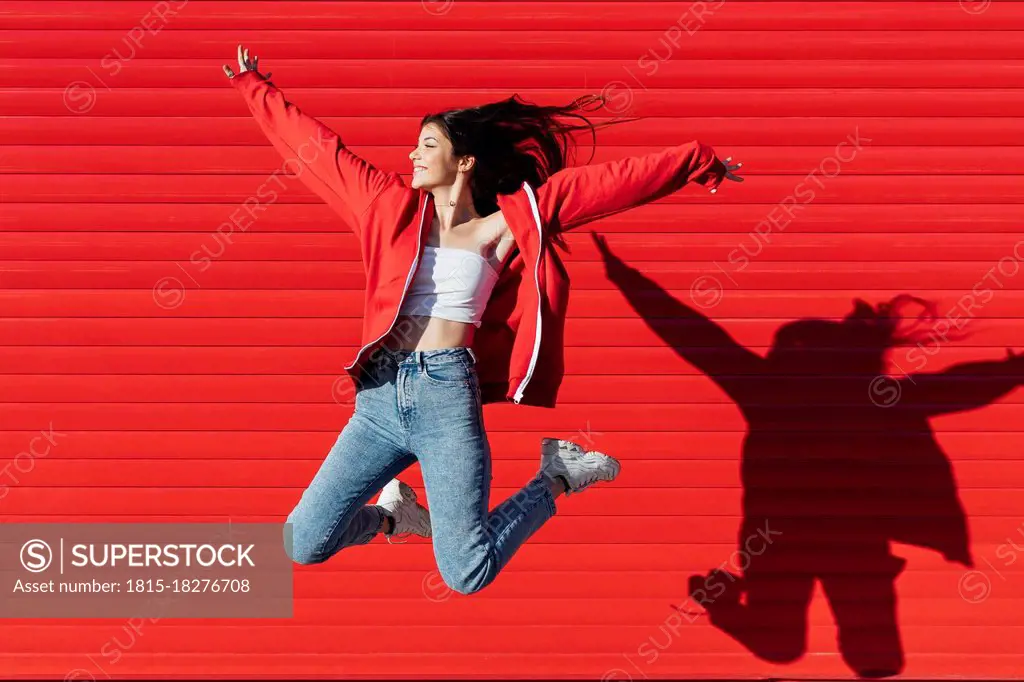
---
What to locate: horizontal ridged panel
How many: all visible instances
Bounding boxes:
[4,202,1023,233]
[8,458,1024,488]
[2,429,1022,458]
[2,290,1024,317]
[0,653,1020,680]
[3,1,1024,679]
[5,486,1023,515]
[3,624,1024,654]
[0,346,1017,379]
[7,60,1024,89]
[5,31,1024,59]
[3,318,1024,346]
[1,403,1022,431]
[2,514,1024,544]
[6,262,1024,289]
[5,375,1024,404]
[10,145,1024,174]
[6,176,1024,203]
[4,116,1024,146]
[3,2,1024,30]
[2,233,1024,260]
[9,88,1024,116]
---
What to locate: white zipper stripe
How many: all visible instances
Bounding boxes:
[344,194,429,372]
[513,182,544,404]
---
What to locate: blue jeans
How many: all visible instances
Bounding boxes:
[283,344,558,594]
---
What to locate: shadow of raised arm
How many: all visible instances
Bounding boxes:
[899,350,1024,417]
[591,231,763,406]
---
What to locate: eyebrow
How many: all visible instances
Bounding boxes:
[421,136,438,143]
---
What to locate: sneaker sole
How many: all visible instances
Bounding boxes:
[562,451,622,494]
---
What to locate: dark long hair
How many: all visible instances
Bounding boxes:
[768,295,968,375]
[421,93,634,247]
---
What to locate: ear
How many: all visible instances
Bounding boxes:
[458,155,476,173]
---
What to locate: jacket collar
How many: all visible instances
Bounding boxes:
[418,182,543,264]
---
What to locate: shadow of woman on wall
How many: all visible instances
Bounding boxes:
[591,231,1023,678]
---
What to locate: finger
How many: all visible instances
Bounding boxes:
[254,56,259,71]
[237,44,245,70]
[244,48,250,64]
[222,65,234,78]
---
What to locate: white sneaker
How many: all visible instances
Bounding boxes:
[540,438,621,496]
[375,479,431,543]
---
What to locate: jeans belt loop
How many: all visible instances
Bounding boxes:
[467,347,477,365]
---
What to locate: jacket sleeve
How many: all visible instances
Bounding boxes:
[536,140,729,234]
[229,70,401,235]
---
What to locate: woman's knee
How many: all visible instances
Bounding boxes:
[283,510,327,566]
[437,551,497,595]
[440,570,490,596]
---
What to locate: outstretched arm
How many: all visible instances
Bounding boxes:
[225,45,401,237]
[899,350,1023,416]
[536,141,739,235]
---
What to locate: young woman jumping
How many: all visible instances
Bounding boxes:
[223,44,743,595]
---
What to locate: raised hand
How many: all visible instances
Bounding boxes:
[710,156,743,195]
[222,43,271,81]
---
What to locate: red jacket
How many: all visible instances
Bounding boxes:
[230,71,729,407]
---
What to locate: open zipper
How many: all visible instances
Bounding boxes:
[344,186,545,406]
[512,182,544,405]
[344,193,429,373]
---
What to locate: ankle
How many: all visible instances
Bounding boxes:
[546,474,569,498]
[379,511,395,535]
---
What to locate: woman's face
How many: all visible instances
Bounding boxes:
[408,122,468,190]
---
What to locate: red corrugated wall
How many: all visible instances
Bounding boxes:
[2,0,1024,678]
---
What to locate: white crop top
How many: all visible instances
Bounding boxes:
[397,245,501,327]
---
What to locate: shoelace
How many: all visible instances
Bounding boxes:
[386,518,418,545]
[385,508,411,544]
[385,505,430,544]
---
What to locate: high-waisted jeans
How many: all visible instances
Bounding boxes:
[283,344,558,595]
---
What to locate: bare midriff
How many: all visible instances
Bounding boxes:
[381,314,476,352]
[379,210,513,352]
